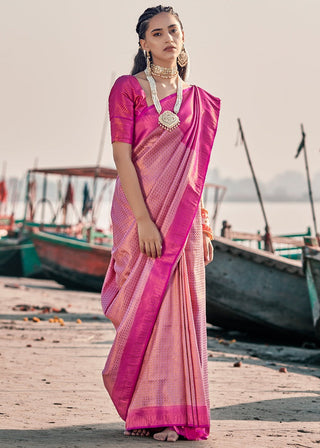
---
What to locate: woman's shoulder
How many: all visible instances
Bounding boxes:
[109,74,141,102]
[112,74,136,89]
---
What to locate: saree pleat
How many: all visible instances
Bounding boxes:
[125,209,209,440]
[101,75,220,441]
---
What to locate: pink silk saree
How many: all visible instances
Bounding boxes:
[101,75,220,441]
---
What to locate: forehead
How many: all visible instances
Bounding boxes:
[147,12,181,32]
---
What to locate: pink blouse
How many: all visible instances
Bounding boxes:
[108,75,194,147]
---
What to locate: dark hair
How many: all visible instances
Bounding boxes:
[131,5,188,81]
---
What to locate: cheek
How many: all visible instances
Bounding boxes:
[175,33,183,43]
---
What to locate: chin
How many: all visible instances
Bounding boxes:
[153,52,177,67]
[163,53,178,62]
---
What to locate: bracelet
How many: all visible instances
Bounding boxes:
[202,224,214,240]
[201,208,210,225]
[201,207,209,220]
[201,208,214,240]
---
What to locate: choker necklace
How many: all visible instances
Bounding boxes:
[144,68,182,131]
[151,63,178,79]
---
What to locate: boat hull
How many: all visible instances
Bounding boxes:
[303,245,320,339]
[0,237,43,277]
[206,237,315,340]
[31,232,110,291]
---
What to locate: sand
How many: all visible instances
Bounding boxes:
[0,276,319,448]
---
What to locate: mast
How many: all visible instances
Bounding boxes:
[21,170,30,235]
[237,118,274,252]
[295,124,319,245]
[90,72,116,242]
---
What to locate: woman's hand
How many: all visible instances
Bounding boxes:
[137,216,162,259]
[203,234,214,265]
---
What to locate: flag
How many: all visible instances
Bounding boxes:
[295,131,305,158]
[0,179,7,203]
[82,182,92,217]
[63,179,74,209]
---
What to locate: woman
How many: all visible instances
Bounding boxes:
[101,5,220,442]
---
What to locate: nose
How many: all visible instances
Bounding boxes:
[164,31,174,42]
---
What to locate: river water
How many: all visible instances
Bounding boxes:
[217,201,319,236]
[11,200,320,238]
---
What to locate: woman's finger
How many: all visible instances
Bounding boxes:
[205,240,213,265]
[203,237,208,261]
[139,240,145,254]
[144,242,151,258]
[208,240,213,261]
[156,240,162,258]
[150,242,157,259]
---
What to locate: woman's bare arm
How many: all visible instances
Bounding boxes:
[113,141,162,258]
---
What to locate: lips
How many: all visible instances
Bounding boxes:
[164,46,176,51]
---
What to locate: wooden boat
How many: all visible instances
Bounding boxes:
[31,231,110,291]
[0,222,79,278]
[25,165,117,289]
[0,234,42,277]
[0,165,116,279]
[303,243,320,340]
[205,236,315,340]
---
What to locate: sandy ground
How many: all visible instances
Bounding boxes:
[0,276,320,448]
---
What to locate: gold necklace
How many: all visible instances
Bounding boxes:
[150,63,178,79]
[144,69,182,131]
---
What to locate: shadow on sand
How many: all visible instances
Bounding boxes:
[0,424,205,447]
[211,394,320,422]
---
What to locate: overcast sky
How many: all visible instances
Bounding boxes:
[1,0,319,182]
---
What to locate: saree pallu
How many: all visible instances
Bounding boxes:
[101,75,220,441]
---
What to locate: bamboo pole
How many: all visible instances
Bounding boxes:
[299,124,319,245]
[90,71,117,242]
[20,170,30,235]
[40,174,48,228]
[237,118,274,252]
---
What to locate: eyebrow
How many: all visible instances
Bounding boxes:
[151,24,177,33]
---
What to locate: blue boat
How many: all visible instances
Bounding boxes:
[206,236,315,341]
[303,243,320,340]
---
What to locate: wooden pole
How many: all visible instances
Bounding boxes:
[300,124,319,245]
[20,170,30,235]
[91,71,117,241]
[237,118,274,252]
[41,174,48,228]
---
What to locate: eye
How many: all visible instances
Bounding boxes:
[153,32,161,37]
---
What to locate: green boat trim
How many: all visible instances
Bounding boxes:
[31,231,112,251]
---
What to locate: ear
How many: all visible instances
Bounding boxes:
[139,38,148,52]
[181,30,185,43]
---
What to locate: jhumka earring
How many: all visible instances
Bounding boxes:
[177,44,188,67]
[145,51,151,74]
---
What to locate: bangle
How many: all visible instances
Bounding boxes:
[202,223,214,240]
[201,208,209,219]
[201,208,210,225]
[201,207,213,239]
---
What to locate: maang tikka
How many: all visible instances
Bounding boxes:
[177,44,188,67]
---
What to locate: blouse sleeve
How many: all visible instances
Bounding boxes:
[108,76,135,144]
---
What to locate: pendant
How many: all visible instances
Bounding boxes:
[158,110,180,131]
